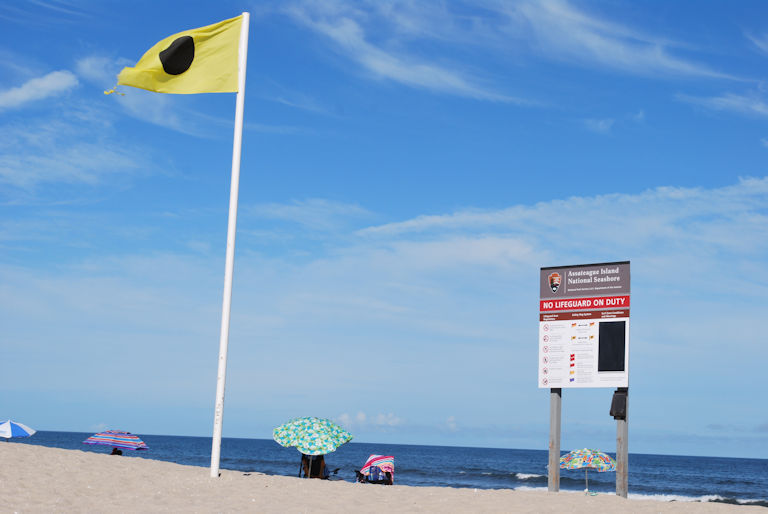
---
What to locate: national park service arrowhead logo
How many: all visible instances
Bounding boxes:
[548,272,561,293]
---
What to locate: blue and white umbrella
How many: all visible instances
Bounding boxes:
[0,420,36,439]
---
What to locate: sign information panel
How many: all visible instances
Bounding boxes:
[538,261,630,388]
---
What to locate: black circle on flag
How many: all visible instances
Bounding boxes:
[159,36,194,75]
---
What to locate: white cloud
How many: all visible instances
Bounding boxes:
[264,79,331,114]
[284,2,528,103]
[3,177,768,450]
[76,56,121,85]
[248,198,372,231]
[746,32,768,54]
[510,0,732,79]
[678,92,768,118]
[374,413,403,426]
[584,117,614,133]
[0,70,78,110]
[0,117,142,190]
[281,0,731,110]
[337,411,403,429]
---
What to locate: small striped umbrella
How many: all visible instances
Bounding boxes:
[360,454,395,483]
[83,430,149,451]
[560,448,615,493]
[0,420,36,439]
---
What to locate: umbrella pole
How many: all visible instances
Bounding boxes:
[585,468,589,493]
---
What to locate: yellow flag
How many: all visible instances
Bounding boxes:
[116,15,242,94]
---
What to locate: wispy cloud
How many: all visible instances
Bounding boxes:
[75,56,120,85]
[584,117,614,133]
[509,0,732,79]
[4,177,768,448]
[678,92,768,118]
[0,84,149,192]
[0,70,78,110]
[0,0,89,25]
[26,0,88,17]
[357,176,768,262]
[0,119,141,190]
[280,0,732,111]
[746,32,768,54]
[284,1,528,103]
[263,79,331,115]
[247,198,372,231]
[337,411,404,429]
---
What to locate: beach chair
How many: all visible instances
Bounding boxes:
[356,454,394,485]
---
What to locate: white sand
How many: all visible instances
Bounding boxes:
[0,444,762,513]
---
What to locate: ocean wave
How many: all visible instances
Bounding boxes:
[514,473,544,480]
[628,493,723,503]
[511,488,767,506]
[628,493,768,506]
[513,486,550,492]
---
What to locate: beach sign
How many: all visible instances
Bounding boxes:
[538,261,630,389]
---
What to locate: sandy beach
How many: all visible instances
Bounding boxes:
[0,444,762,513]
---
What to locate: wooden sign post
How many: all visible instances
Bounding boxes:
[548,388,562,491]
[539,262,631,497]
[614,387,629,497]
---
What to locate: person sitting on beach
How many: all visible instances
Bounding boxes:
[110,448,123,456]
[301,454,329,479]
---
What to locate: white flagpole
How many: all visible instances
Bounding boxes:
[210,11,250,478]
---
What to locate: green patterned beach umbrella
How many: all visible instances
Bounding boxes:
[559,448,616,493]
[273,417,353,455]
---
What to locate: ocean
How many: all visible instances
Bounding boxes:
[13,431,768,507]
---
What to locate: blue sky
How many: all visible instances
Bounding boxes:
[1,0,767,459]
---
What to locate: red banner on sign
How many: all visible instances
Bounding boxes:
[539,295,630,312]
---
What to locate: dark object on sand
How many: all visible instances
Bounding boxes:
[356,469,393,485]
[300,453,340,479]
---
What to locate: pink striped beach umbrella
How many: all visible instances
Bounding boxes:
[360,454,395,483]
[83,430,149,451]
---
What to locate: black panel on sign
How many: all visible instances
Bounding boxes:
[598,321,626,372]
